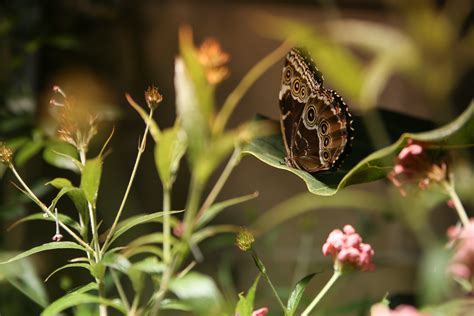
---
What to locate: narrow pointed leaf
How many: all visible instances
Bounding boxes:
[286,273,317,316]
[8,212,81,233]
[0,242,86,265]
[80,157,103,204]
[41,293,126,316]
[155,125,187,188]
[45,263,90,282]
[235,274,261,316]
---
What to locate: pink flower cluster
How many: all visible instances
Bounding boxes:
[252,307,268,316]
[322,225,375,272]
[447,219,474,280]
[371,303,427,316]
[388,139,447,196]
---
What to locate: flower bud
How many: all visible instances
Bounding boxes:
[235,227,255,252]
[144,86,163,110]
[0,142,13,165]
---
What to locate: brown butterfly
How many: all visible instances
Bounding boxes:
[279,48,354,173]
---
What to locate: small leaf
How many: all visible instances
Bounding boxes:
[108,211,183,245]
[0,242,86,265]
[41,293,126,316]
[8,212,81,233]
[235,274,261,316]
[196,192,259,229]
[45,263,90,282]
[80,157,103,204]
[286,273,317,316]
[155,125,187,189]
[43,140,80,172]
[169,271,224,316]
[46,177,73,189]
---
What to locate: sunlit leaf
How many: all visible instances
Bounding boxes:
[243,104,473,196]
[130,257,165,274]
[0,242,86,265]
[80,157,102,204]
[286,273,317,316]
[196,192,259,229]
[41,293,126,316]
[43,140,80,172]
[235,274,260,316]
[155,125,187,189]
[46,177,73,189]
[169,271,224,316]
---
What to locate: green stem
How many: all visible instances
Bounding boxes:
[101,109,154,253]
[163,185,172,264]
[182,176,204,243]
[301,270,341,316]
[10,164,93,252]
[111,269,130,312]
[251,250,286,312]
[442,180,470,227]
[212,41,290,135]
[196,147,241,223]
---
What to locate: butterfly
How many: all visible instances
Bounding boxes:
[279,48,354,173]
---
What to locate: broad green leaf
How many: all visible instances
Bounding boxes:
[41,293,126,316]
[125,93,161,141]
[43,140,80,172]
[252,190,385,235]
[243,104,473,196]
[160,299,192,311]
[8,212,81,233]
[286,273,317,316]
[235,274,260,316]
[0,242,86,265]
[47,177,73,189]
[130,257,165,274]
[0,252,49,307]
[169,271,224,316]
[80,157,102,204]
[45,263,90,282]
[196,192,259,229]
[108,211,182,245]
[155,125,187,189]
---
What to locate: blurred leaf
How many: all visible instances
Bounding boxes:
[125,93,161,141]
[286,273,317,316]
[43,140,80,172]
[196,191,259,229]
[130,257,165,274]
[160,298,192,311]
[155,125,187,189]
[128,233,165,247]
[47,35,79,49]
[41,293,126,316]
[424,299,474,316]
[102,253,131,274]
[252,190,385,234]
[169,271,223,316]
[235,274,260,316]
[47,177,73,189]
[192,225,241,245]
[8,212,81,233]
[0,252,49,307]
[107,211,182,246]
[80,157,102,205]
[122,245,163,259]
[15,139,44,166]
[243,103,473,196]
[69,282,98,294]
[45,263,90,282]
[419,246,453,305]
[127,267,145,294]
[0,242,86,265]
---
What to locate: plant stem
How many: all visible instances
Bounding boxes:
[111,269,130,312]
[251,250,286,312]
[212,41,290,135]
[163,185,172,264]
[196,147,241,223]
[101,109,154,253]
[9,164,93,252]
[301,270,341,316]
[442,180,470,227]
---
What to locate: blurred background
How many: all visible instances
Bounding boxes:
[0,0,473,315]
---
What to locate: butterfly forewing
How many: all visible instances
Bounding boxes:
[278,48,354,173]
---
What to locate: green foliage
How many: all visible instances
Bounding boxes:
[235,275,260,316]
[154,125,186,189]
[286,273,317,316]
[80,157,103,205]
[0,242,86,265]
[43,140,80,172]
[41,293,126,316]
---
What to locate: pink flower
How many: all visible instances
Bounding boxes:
[447,219,474,280]
[252,307,268,316]
[371,303,427,316]
[322,225,375,272]
[387,139,448,196]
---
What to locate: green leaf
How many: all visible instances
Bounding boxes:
[0,252,49,307]
[122,245,163,259]
[160,299,192,311]
[169,271,223,316]
[128,233,165,247]
[130,257,165,274]
[43,140,80,172]
[127,266,145,294]
[196,192,259,229]
[286,273,317,316]
[108,211,183,245]
[80,157,103,204]
[8,212,81,233]
[41,293,126,316]
[192,225,241,245]
[243,104,473,196]
[47,177,73,189]
[155,125,187,189]
[0,242,86,265]
[235,274,260,316]
[15,139,44,166]
[45,263,90,282]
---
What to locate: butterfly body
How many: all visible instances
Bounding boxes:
[279,48,354,173]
